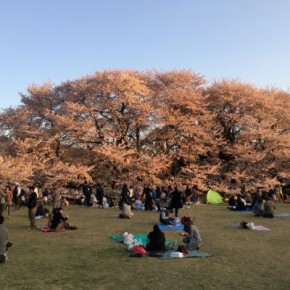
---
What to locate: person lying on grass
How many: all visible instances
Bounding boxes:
[146,224,166,252]
[180,216,201,250]
[49,207,77,231]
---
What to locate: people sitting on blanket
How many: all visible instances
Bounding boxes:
[35,205,50,218]
[263,196,275,218]
[119,198,134,219]
[60,197,69,207]
[180,216,201,250]
[159,209,175,225]
[253,199,264,216]
[109,197,117,208]
[253,196,275,218]
[134,197,144,210]
[250,191,262,209]
[102,196,109,208]
[146,224,166,252]
[228,194,247,210]
[75,195,85,206]
[49,207,77,230]
[89,193,98,207]
[245,191,252,205]
[228,195,237,207]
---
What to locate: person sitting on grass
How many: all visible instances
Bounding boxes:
[228,195,237,207]
[229,194,247,211]
[180,216,201,250]
[50,207,77,231]
[159,208,175,225]
[89,193,98,207]
[134,197,144,210]
[119,198,134,219]
[253,199,264,217]
[263,196,275,218]
[146,224,166,252]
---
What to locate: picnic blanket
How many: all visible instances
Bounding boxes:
[110,233,148,247]
[229,223,270,231]
[157,223,184,230]
[40,226,65,233]
[159,250,212,259]
[111,233,173,247]
[274,213,290,217]
[110,235,212,258]
[230,208,252,212]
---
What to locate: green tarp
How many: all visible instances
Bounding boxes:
[206,189,223,204]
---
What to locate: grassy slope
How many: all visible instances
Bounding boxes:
[1,204,290,290]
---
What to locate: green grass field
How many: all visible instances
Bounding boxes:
[1,203,290,290]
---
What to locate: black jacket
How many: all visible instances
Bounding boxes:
[27,192,37,209]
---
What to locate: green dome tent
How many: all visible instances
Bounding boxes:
[206,189,223,204]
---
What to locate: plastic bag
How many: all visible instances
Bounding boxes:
[132,245,147,255]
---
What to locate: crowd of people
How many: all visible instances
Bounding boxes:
[0,179,289,262]
[227,186,285,218]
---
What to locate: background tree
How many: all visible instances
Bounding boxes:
[0,70,289,192]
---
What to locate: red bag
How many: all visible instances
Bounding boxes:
[132,245,147,255]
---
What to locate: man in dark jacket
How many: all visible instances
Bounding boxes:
[96,183,104,208]
[27,186,38,229]
[82,181,92,207]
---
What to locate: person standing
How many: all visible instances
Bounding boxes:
[185,185,193,205]
[119,184,129,209]
[0,184,6,217]
[27,186,38,229]
[142,185,153,211]
[5,185,13,219]
[96,183,104,208]
[170,186,183,217]
[13,183,21,210]
[82,181,92,207]
[51,187,61,209]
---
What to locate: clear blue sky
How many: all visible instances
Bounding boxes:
[1,0,290,109]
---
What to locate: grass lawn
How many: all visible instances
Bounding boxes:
[1,203,290,290]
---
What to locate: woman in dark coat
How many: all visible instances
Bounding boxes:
[119,184,129,209]
[170,186,183,217]
[146,224,166,252]
[142,185,153,211]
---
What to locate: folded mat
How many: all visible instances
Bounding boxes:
[157,223,184,230]
[229,223,270,231]
[274,213,290,217]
